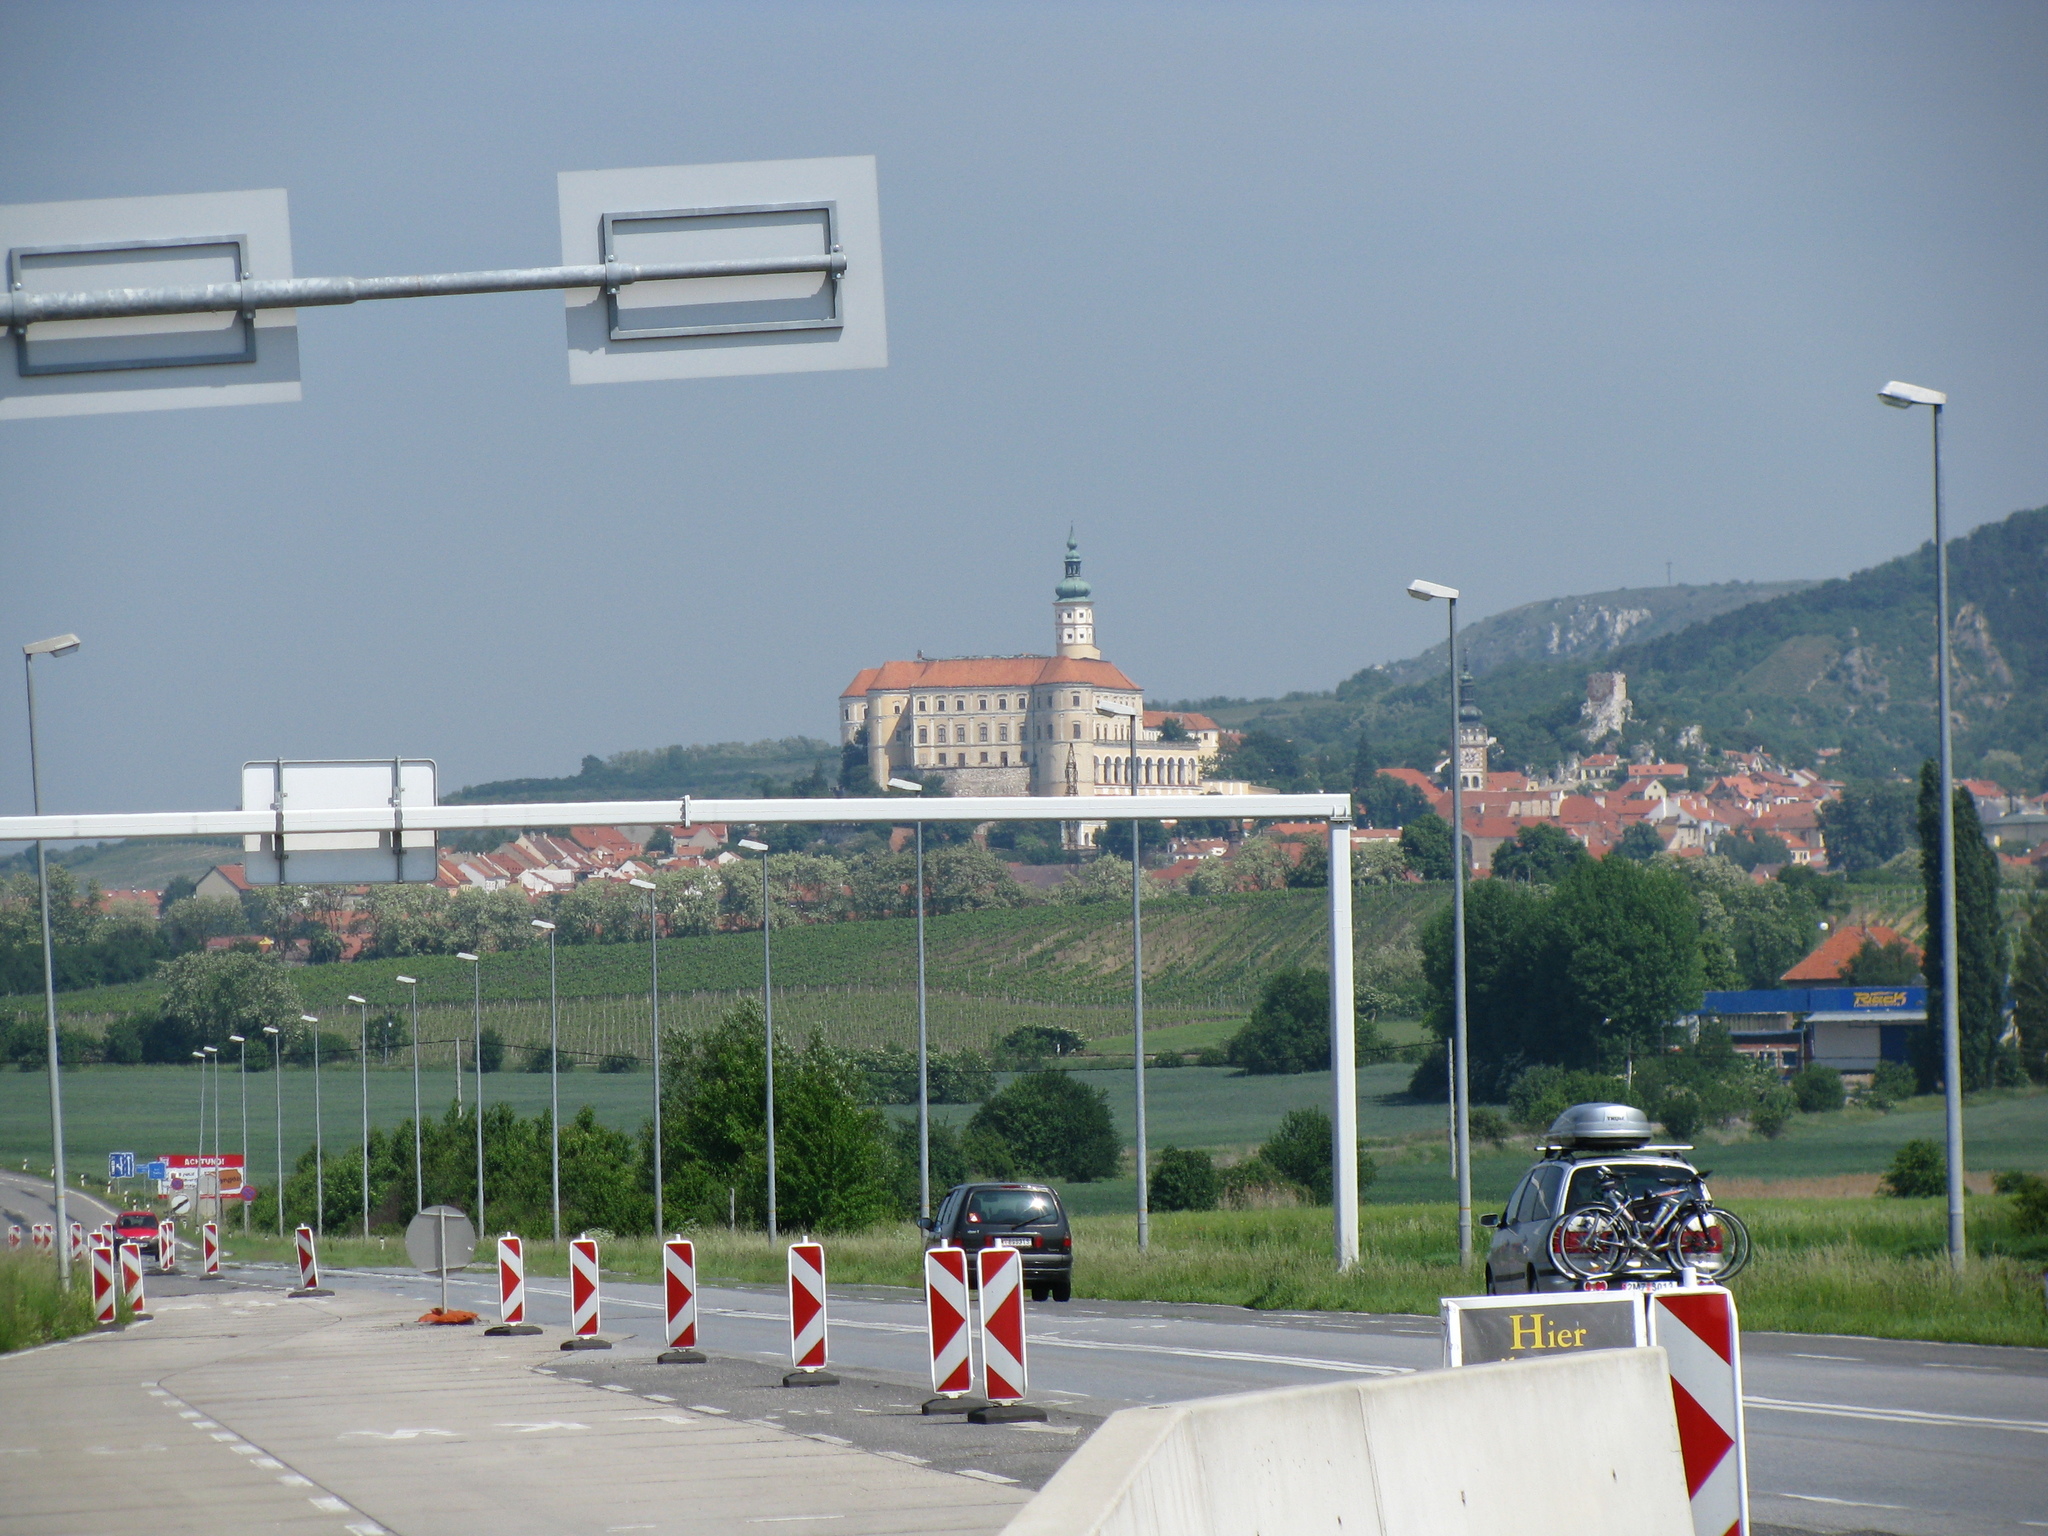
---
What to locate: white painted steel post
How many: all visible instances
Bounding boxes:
[457,957,484,1236]
[396,976,421,1214]
[531,921,560,1243]
[1450,599,1473,1268]
[1329,817,1358,1269]
[265,1025,282,1236]
[23,635,78,1285]
[348,996,368,1237]
[303,1015,323,1238]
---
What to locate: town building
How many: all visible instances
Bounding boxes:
[837,538,1220,812]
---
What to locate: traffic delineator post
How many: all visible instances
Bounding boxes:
[921,1245,980,1413]
[90,1238,117,1326]
[658,1238,705,1363]
[288,1224,331,1296]
[484,1234,542,1336]
[968,1245,1045,1423]
[118,1240,151,1319]
[201,1221,220,1278]
[783,1240,837,1386]
[560,1236,610,1350]
[31,1223,49,1253]
[67,1221,84,1264]
[1647,1286,1748,1536]
[158,1218,177,1272]
[6,1224,19,1251]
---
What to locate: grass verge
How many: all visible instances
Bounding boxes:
[223,1194,2048,1348]
[0,1252,109,1354]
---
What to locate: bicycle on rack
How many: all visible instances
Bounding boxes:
[1548,1165,1751,1284]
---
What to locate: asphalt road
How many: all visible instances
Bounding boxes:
[6,1170,2042,1536]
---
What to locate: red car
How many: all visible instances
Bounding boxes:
[110,1210,163,1263]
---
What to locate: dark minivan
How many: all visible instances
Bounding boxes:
[921,1182,1073,1301]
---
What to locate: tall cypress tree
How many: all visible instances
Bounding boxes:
[1915,761,2006,1091]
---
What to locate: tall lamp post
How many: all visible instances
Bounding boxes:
[1879,379,1967,1269]
[456,954,484,1234]
[1407,577,1473,1266]
[263,1024,283,1236]
[1095,700,1149,1252]
[626,881,663,1235]
[531,921,560,1242]
[738,839,776,1237]
[22,632,80,1283]
[203,1044,220,1158]
[394,976,422,1213]
[301,1016,324,1237]
[347,995,369,1237]
[192,1051,208,1157]
[886,779,932,1220]
[229,1034,249,1232]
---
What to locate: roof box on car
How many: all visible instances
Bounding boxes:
[1546,1102,1653,1149]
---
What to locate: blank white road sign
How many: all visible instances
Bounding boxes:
[240,758,438,885]
[558,156,886,385]
[0,189,300,420]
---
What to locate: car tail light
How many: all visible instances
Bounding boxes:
[1059,1235,1072,1251]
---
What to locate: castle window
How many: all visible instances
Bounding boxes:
[917,727,928,745]
[893,703,901,713]
[978,724,989,743]
[998,724,1009,742]
[917,697,928,712]
[1073,723,1083,739]
[1000,751,1010,766]
[979,751,989,764]
[955,698,966,711]
[933,697,944,712]
[978,697,988,711]
[1071,693,1081,707]
[996,696,1007,711]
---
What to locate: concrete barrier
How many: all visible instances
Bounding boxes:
[1003,1345,1691,1536]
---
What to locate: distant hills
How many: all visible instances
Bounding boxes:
[446,736,842,806]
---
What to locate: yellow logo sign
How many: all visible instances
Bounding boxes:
[1508,1313,1591,1351]
[1853,990,1909,1008]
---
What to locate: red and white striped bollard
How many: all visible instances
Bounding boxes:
[784,1241,836,1386]
[561,1236,609,1350]
[969,1245,1045,1422]
[658,1238,705,1363]
[158,1218,176,1272]
[68,1221,84,1265]
[485,1234,539,1335]
[90,1238,117,1325]
[118,1240,150,1318]
[1647,1286,1748,1536]
[6,1224,19,1251]
[288,1224,329,1295]
[201,1221,220,1278]
[925,1246,973,1402]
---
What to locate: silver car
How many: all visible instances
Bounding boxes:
[1482,1152,1711,1293]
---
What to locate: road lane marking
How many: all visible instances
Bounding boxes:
[1030,1334,1411,1376]
[496,1421,589,1433]
[1772,1494,1915,1511]
[958,1469,1018,1484]
[1788,1353,1861,1361]
[1746,1396,2048,1435]
[745,1518,844,1524]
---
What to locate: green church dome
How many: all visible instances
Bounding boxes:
[1055,534,1092,600]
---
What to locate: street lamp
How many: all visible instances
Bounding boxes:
[229,1034,248,1233]
[192,1051,207,1159]
[532,920,561,1242]
[347,994,369,1237]
[394,976,422,1213]
[263,1025,283,1236]
[301,1016,324,1237]
[456,955,484,1236]
[1879,378,1967,1269]
[627,880,663,1236]
[886,779,933,1221]
[1408,576,1473,1266]
[738,839,777,1237]
[1095,700,1150,1253]
[22,631,80,1282]
[203,1044,220,1160]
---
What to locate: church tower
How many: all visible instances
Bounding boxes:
[1053,533,1099,659]
[1456,671,1487,791]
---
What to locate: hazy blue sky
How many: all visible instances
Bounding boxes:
[5,2,2046,817]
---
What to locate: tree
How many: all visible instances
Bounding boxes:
[1880,1137,1945,1197]
[1401,813,1455,880]
[1491,823,1589,884]
[1717,829,1792,871]
[1818,780,1918,873]
[1157,715,1191,743]
[2010,896,2048,1083]
[1150,1147,1220,1211]
[1839,936,1922,985]
[156,950,302,1050]
[1256,1107,1376,1205]
[476,1027,505,1073]
[994,1024,1087,1068]
[1417,878,1553,1099]
[1357,771,1433,830]
[1614,822,1665,863]
[1916,760,2008,1091]
[1790,1063,1844,1113]
[1224,969,1330,1075]
[1546,855,1705,1071]
[965,1071,1120,1182]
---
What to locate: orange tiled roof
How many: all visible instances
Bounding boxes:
[843,656,1139,695]
[1781,924,1921,983]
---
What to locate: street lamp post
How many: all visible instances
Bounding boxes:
[22,632,80,1283]
[627,881,663,1235]
[457,954,484,1236]
[301,1016,323,1237]
[192,1051,207,1158]
[1879,379,1967,1269]
[1407,577,1473,1267]
[738,839,776,1237]
[230,1034,248,1232]
[347,995,368,1237]
[395,976,421,1213]
[886,779,933,1220]
[263,1025,283,1236]
[532,921,560,1242]
[1097,701,1149,1252]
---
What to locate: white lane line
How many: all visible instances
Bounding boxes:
[1746,1396,2048,1435]
[746,1518,844,1525]
[1787,1352,1861,1361]
[1031,1334,1410,1376]
[1771,1494,1915,1511]
[957,1469,1019,1485]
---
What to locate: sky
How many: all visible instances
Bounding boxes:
[4,1,2047,819]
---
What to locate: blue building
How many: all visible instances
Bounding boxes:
[1694,987,1927,1078]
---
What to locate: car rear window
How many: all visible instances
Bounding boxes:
[118,1213,159,1228]
[965,1190,1060,1227]
[1564,1165,1696,1211]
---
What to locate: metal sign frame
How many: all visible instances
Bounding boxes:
[9,234,256,375]
[600,201,841,341]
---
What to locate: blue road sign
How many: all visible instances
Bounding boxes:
[144,1160,167,1181]
[108,1151,135,1179]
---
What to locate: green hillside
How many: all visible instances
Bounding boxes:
[448,735,841,804]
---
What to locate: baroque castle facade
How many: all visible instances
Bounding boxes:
[838,539,1217,802]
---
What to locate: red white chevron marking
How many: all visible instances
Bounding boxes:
[1649,1286,1747,1536]
[293,1224,319,1289]
[663,1239,698,1348]
[788,1242,828,1370]
[497,1234,526,1323]
[925,1246,972,1396]
[977,1246,1028,1403]
[201,1221,220,1277]
[90,1238,116,1324]
[569,1237,601,1336]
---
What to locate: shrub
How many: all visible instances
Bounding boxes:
[1218,1156,1303,1208]
[1863,1059,1917,1109]
[1257,1108,1377,1205]
[1749,1085,1796,1139]
[1507,1065,1634,1130]
[1880,1138,1946,1198]
[966,1070,1121,1182]
[1792,1064,1844,1114]
[994,1024,1087,1069]
[1150,1147,1221,1212]
[1467,1107,1511,1147]
[476,1027,505,1073]
[1224,969,1330,1075]
[523,1044,573,1074]
[598,1052,638,1073]
[1993,1171,2048,1235]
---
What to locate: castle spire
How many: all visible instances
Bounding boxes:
[1053,533,1099,659]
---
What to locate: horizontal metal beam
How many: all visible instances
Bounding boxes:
[0,793,1350,846]
[0,254,848,330]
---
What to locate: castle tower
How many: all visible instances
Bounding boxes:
[1457,671,1487,791]
[1053,534,1099,660]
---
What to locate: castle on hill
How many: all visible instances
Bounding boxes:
[837,538,1220,805]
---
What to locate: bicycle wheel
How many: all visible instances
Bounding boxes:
[1549,1211,1627,1280]
[1664,1206,1751,1281]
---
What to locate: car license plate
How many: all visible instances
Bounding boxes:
[995,1236,1032,1249]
